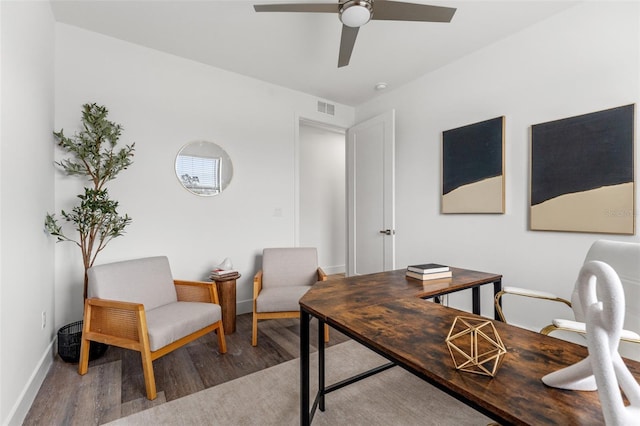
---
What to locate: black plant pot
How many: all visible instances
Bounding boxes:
[57,320,108,363]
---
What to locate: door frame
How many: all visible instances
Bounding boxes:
[294,116,347,248]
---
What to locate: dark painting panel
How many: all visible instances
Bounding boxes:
[442,116,504,195]
[530,104,635,234]
[531,104,634,206]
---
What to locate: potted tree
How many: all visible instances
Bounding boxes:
[45,103,135,362]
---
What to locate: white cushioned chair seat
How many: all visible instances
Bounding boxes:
[252,247,325,346]
[146,301,222,352]
[256,286,310,313]
[503,286,560,300]
[262,247,318,288]
[88,256,177,311]
[552,318,640,341]
[82,256,227,400]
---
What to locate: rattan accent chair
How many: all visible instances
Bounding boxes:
[252,247,328,346]
[78,256,227,400]
[495,240,640,360]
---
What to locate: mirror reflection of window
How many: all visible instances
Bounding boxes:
[175,140,232,197]
[176,154,222,195]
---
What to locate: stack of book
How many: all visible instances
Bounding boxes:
[406,263,452,281]
[209,268,239,280]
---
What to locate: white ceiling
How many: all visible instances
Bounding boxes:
[50,0,578,106]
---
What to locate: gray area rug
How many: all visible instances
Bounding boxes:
[108,340,489,425]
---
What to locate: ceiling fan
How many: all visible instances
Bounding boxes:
[253,0,456,67]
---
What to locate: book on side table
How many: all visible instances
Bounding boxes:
[407,263,449,274]
[210,268,239,280]
[406,263,452,281]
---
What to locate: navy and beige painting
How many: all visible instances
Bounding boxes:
[530,104,634,234]
[442,116,505,213]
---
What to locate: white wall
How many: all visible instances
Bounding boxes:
[0,1,56,424]
[54,24,355,326]
[4,2,639,422]
[355,2,640,332]
[298,122,346,274]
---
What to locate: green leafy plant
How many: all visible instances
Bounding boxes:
[45,103,135,299]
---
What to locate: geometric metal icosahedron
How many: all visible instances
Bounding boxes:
[445,316,507,377]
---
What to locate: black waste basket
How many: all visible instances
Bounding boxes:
[57,320,108,363]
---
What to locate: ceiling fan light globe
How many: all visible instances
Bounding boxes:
[340,1,372,28]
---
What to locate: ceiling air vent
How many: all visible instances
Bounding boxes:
[317,101,335,116]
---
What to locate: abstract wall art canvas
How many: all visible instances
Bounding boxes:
[442,116,505,214]
[530,104,635,234]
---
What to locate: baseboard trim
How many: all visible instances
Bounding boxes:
[5,338,55,426]
[237,299,253,315]
[322,265,345,275]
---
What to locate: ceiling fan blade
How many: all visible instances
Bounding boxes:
[254,3,339,13]
[372,1,456,23]
[338,24,359,68]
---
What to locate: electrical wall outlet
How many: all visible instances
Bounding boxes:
[41,311,46,329]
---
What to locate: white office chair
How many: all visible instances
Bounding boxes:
[495,240,640,360]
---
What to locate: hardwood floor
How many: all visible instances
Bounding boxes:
[24,313,348,425]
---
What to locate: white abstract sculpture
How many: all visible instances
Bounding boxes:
[215,257,233,270]
[542,260,640,425]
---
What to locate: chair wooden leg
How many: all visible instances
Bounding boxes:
[78,303,91,375]
[252,313,258,346]
[217,324,227,353]
[77,336,91,375]
[140,351,157,400]
[324,323,330,343]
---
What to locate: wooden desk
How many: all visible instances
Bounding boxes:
[301,268,503,320]
[299,269,640,425]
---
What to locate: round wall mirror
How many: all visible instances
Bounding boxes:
[175,140,233,196]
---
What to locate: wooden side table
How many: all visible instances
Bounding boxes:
[212,274,240,334]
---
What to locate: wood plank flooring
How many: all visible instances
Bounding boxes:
[24,313,348,425]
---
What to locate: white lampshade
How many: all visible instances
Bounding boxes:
[340,3,372,28]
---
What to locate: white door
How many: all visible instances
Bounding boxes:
[347,110,395,276]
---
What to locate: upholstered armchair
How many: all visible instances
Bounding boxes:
[78,256,226,400]
[495,240,640,360]
[252,247,328,346]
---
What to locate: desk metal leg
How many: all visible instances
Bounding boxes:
[318,318,326,412]
[301,309,310,426]
[494,279,503,321]
[472,287,480,315]
[472,279,502,319]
